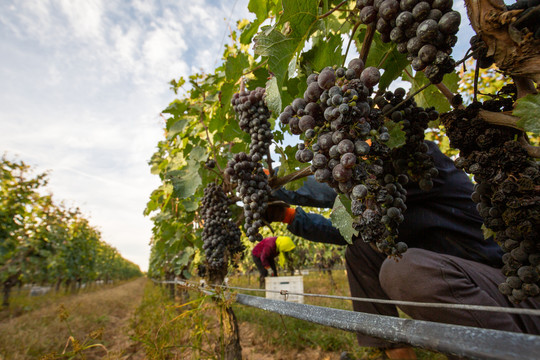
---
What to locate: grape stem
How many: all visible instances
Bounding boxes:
[518,134,540,159]
[514,76,538,99]
[269,166,313,189]
[382,82,431,117]
[318,0,349,19]
[478,110,540,158]
[360,24,375,65]
[266,148,274,179]
[434,82,464,110]
[198,109,223,173]
[343,21,361,67]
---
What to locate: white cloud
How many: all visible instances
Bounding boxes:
[0,0,256,272]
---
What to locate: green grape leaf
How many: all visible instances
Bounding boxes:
[167,119,189,139]
[167,161,202,199]
[266,77,282,114]
[403,69,459,113]
[163,100,189,117]
[225,53,249,80]
[302,33,343,73]
[254,1,318,89]
[330,194,358,244]
[384,120,406,149]
[276,145,306,191]
[481,224,495,240]
[514,93,540,135]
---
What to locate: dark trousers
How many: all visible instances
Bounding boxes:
[345,239,540,349]
[252,254,268,278]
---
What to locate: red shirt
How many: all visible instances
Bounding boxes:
[251,237,277,268]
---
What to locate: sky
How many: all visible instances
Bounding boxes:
[0,0,253,272]
[0,0,474,272]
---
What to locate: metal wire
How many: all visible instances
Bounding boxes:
[158,279,540,317]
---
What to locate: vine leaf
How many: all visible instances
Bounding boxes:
[302,33,343,73]
[384,120,406,149]
[167,160,202,199]
[240,0,278,44]
[265,77,282,114]
[276,145,306,191]
[330,195,358,244]
[514,93,540,135]
[253,1,318,89]
[403,68,459,113]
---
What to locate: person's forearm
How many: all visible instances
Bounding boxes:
[287,207,348,246]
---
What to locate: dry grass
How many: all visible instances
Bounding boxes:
[0,278,146,359]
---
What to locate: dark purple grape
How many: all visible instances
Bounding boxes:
[432,0,453,12]
[400,0,419,11]
[355,140,371,155]
[406,37,424,56]
[317,68,336,90]
[360,6,378,24]
[314,168,332,182]
[341,153,357,168]
[332,164,353,182]
[396,11,414,28]
[412,2,431,21]
[338,139,355,154]
[438,11,461,35]
[379,0,400,21]
[348,58,366,77]
[304,82,323,102]
[299,115,316,131]
[360,67,381,87]
[417,19,439,42]
[418,44,437,64]
[312,153,328,169]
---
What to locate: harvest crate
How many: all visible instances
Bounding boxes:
[265,275,304,303]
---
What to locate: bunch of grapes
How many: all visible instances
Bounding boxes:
[356,0,460,84]
[441,95,540,303]
[280,59,436,256]
[374,90,440,190]
[225,87,274,242]
[200,182,244,270]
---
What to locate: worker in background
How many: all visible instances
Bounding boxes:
[252,235,295,288]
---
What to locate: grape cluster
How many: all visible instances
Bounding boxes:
[201,182,244,270]
[441,96,540,303]
[280,59,439,256]
[232,87,274,161]
[375,91,440,190]
[226,88,274,242]
[356,0,460,83]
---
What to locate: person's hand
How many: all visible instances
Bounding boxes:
[262,200,290,223]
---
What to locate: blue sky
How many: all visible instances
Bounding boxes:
[0,0,476,272]
[0,0,253,271]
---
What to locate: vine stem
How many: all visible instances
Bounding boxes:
[360,24,375,65]
[240,59,268,78]
[513,76,538,99]
[434,82,464,109]
[318,0,348,19]
[382,82,431,117]
[198,110,223,174]
[343,21,361,67]
[518,135,540,159]
[477,110,540,158]
[269,166,313,189]
[473,58,480,103]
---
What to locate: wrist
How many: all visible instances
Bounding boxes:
[282,207,296,224]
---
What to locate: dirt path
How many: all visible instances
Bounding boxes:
[0,278,146,360]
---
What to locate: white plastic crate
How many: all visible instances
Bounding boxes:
[265,275,304,303]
